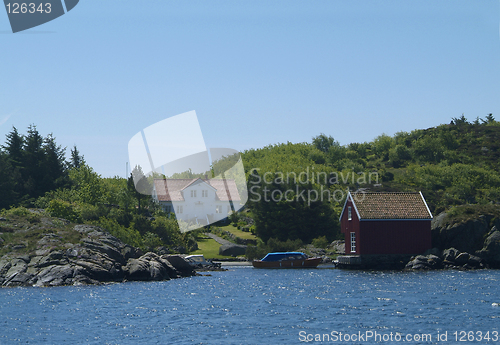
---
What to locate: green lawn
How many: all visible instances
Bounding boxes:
[190,236,233,260]
[219,224,258,241]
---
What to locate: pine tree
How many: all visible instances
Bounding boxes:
[43,133,68,192]
[2,127,24,204]
[3,126,24,168]
[0,152,17,209]
[70,145,84,169]
[22,125,45,198]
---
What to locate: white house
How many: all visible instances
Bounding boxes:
[152,177,242,226]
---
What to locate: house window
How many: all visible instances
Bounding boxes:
[202,190,208,197]
[350,232,356,253]
[227,205,231,213]
[176,205,183,214]
[164,205,171,213]
[191,190,197,198]
[348,206,352,221]
[216,205,222,213]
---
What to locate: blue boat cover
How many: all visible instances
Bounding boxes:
[261,252,307,262]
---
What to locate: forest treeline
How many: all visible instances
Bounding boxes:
[1,114,500,252]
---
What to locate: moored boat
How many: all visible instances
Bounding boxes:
[252,252,322,268]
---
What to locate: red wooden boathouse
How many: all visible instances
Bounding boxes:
[339,192,433,255]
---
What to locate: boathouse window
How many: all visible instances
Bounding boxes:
[191,190,197,198]
[216,205,222,213]
[176,205,183,214]
[350,232,356,253]
[348,206,352,220]
[227,205,231,213]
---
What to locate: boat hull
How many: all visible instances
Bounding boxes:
[252,257,322,268]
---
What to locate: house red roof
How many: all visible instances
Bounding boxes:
[347,192,432,220]
[153,178,241,202]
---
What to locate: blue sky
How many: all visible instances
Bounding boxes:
[1,1,499,177]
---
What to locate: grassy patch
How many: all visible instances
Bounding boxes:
[0,214,83,257]
[444,204,500,227]
[190,236,233,259]
[219,224,258,240]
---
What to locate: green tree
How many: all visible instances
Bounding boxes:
[22,125,45,199]
[372,134,394,160]
[312,134,336,153]
[128,167,151,214]
[3,126,24,168]
[69,164,104,205]
[248,171,338,243]
[70,145,84,169]
[42,133,68,192]
[0,152,17,209]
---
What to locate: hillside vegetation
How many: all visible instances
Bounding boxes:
[1,115,500,256]
[241,114,500,250]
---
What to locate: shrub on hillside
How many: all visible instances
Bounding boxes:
[312,236,329,249]
[46,200,81,223]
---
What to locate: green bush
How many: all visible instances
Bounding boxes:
[142,232,163,251]
[46,200,81,223]
[77,203,101,221]
[96,217,143,248]
[245,244,268,261]
[312,236,329,249]
[151,216,182,246]
[5,206,31,217]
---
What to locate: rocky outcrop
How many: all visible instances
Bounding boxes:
[427,211,500,269]
[330,240,345,254]
[431,213,493,254]
[405,247,485,270]
[476,227,500,268]
[0,225,195,287]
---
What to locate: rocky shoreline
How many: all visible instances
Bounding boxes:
[0,224,196,287]
[406,211,500,270]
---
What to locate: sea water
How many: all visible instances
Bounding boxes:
[1,267,499,344]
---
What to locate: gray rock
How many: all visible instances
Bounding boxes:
[164,255,195,276]
[432,213,490,253]
[74,224,101,234]
[37,233,61,246]
[124,257,152,281]
[219,243,247,257]
[406,253,442,270]
[467,255,483,268]
[11,244,26,250]
[476,229,500,267]
[33,264,75,287]
[3,259,28,285]
[0,259,12,275]
[6,272,34,286]
[74,260,118,281]
[124,252,176,281]
[82,239,126,265]
[442,248,459,262]
[455,252,470,265]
